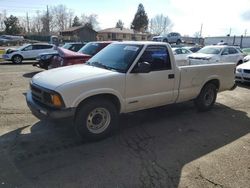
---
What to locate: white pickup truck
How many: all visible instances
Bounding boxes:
[26,41,236,141]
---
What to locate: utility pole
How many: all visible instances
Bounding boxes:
[46,5,50,34]
[26,12,30,34]
[199,23,203,37]
[244,29,247,37]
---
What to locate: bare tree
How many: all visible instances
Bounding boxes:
[149,14,173,35]
[41,5,51,34]
[0,10,7,31]
[68,9,74,28]
[193,31,200,38]
[51,4,69,31]
[18,16,27,33]
[30,10,43,34]
[81,14,99,30]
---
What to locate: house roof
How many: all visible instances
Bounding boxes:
[61,25,97,33]
[98,28,135,34]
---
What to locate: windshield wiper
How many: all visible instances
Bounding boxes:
[89,61,113,70]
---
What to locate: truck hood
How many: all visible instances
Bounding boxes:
[237,61,250,69]
[188,53,216,59]
[32,64,115,90]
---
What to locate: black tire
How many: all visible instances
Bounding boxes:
[74,98,118,141]
[12,55,23,64]
[163,38,168,43]
[194,83,217,112]
[237,60,243,66]
[176,39,181,45]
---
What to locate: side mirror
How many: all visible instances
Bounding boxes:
[133,62,151,73]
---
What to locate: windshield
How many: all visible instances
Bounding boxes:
[198,47,222,54]
[87,43,143,73]
[78,42,100,56]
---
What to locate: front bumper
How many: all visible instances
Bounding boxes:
[26,91,75,120]
[2,54,11,60]
[235,72,250,83]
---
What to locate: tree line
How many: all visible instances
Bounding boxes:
[0,3,173,36]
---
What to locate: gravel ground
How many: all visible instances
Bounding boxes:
[0,63,249,188]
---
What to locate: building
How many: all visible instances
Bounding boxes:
[97,28,149,41]
[60,25,97,42]
[204,36,250,48]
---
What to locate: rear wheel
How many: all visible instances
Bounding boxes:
[194,83,217,111]
[12,55,23,64]
[74,98,118,141]
[176,39,181,45]
[163,38,168,43]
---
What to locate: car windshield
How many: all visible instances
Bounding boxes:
[86,43,143,73]
[78,42,100,55]
[198,47,222,54]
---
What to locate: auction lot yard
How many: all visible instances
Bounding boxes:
[0,62,249,188]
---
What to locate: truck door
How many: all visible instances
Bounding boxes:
[125,45,175,112]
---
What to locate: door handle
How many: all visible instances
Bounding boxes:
[168,74,175,79]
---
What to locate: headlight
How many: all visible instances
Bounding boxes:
[243,57,250,62]
[236,68,242,73]
[44,54,53,60]
[51,93,63,107]
[44,92,64,107]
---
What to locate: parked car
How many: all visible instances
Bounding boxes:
[235,61,250,83]
[187,45,244,65]
[49,41,111,69]
[242,48,250,55]
[152,32,182,44]
[26,41,236,141]
[172,47,192,66]
[243,55,250,62]
[34,42,86,70]
[0,35,24,46]
[62,42,87,52]
[3,43,56,63]
[183,46,202,53]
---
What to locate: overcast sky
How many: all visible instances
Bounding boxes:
[1,0,250,37]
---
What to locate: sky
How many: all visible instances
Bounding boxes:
[0,0,250,37]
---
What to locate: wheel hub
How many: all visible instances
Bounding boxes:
[86,107,111,134]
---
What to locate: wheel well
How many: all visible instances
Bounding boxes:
[237,60,243,66]
[204,79,220,90]
[12,54,23,60]
[76,94,121,113]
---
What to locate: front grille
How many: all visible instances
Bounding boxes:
[31,84,43,102]
[243,69,250,74]
[30,84,52,107]
[243,77,250,81]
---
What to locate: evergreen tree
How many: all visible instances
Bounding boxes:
[4,15,22,35]
[115,19,124,29]
[72,16,81,27]
[131,3,148,32]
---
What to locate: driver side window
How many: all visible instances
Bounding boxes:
[22,45,33,51]
[222,48,229,55]
[136,46,171,71]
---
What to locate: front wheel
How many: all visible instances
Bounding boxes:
[74,99,118,141]
[194,83,217,111]
[12,55,23,64]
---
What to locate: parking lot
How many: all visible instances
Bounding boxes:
[0,62,249,188]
